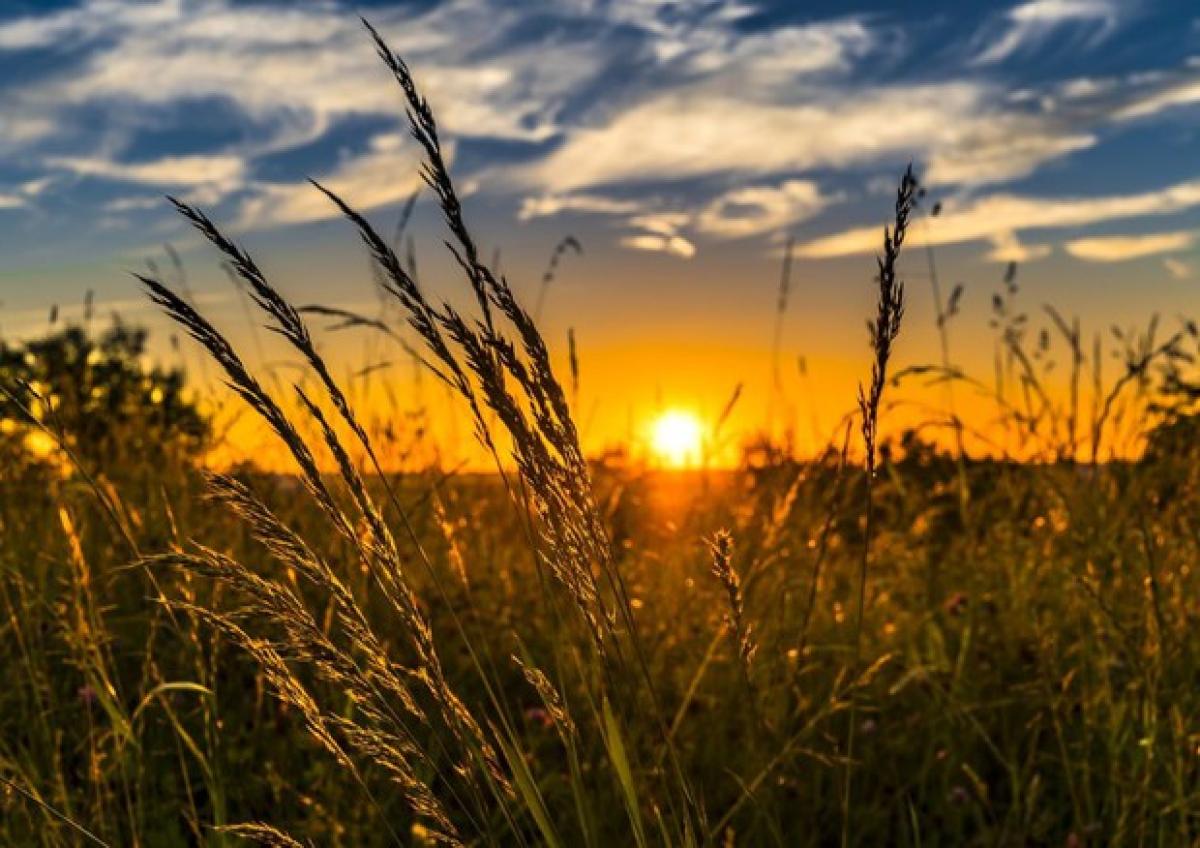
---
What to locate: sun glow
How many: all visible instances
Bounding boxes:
[649,409,704,468]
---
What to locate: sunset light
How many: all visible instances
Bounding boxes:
[650,409,704,468]
[4,1,1200,843]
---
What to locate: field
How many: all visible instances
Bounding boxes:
[4,22,1200,848]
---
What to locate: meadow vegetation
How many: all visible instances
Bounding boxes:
[4,20,1200,847]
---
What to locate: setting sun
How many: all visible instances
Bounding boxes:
[649,409,704,468]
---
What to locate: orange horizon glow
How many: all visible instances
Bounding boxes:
[191,359,1163,475]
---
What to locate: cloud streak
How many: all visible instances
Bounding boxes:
[0,0,1195,254]
[1064,231,1195,262]
[696,180,833,239]
[973,0,1120,65]
[797,179,1200,259]
[525,82,1091,193]
[49,154,245,188]
[235,133,424,229]
[518,193,644,221]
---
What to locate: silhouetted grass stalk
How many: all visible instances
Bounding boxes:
[842,166,916,848]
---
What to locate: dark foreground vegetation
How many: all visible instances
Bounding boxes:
[5,20,1200,848]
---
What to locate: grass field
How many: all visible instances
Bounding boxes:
[4,21,1200,848]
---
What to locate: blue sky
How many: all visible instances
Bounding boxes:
[0,0,1196,267]
[0,0,1199,455]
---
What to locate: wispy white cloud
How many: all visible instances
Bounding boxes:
[10,0,869,231]
[1113,79,1200,121]
[0,0,607,153]
[18,176,56,197]
[103,196,166,213]
[512,9,1200,241]
[518,193,643,220]
[1023,65,1200,140]
[48,154,245,188]
[527,82,1088,193]
[43,153,247,208]
[985,231,1052,263]
[1064,230,1195,262]
[620,211,696,258]
[797,178,1200,259]
[924,125,1093,186]
[673,19,874,81]
[0,115,55,147]
[0,0,616,225]
[0,0,1195,248]
[1163,257,1192,279]
[594,1,871,82]
[620,232,696,259]
[628,212,692,236]
[973,0,1120,66]
[235,133,424,229]
[696,180,833,239]
[0,0,181,49]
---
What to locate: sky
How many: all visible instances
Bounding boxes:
[0,0,1199,464]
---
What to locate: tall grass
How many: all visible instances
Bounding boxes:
[842,164,916,847]
[134,20,708,843]
[3,17,1200,848]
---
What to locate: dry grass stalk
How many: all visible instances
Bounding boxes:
[512,654,576,740]
[708,530,755,674]
[858,165,916,477]
[217,822,310,847]
[534,235,583,320]
[843,165,917,848]
[138,262,500,840]
[132,17,644,841]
